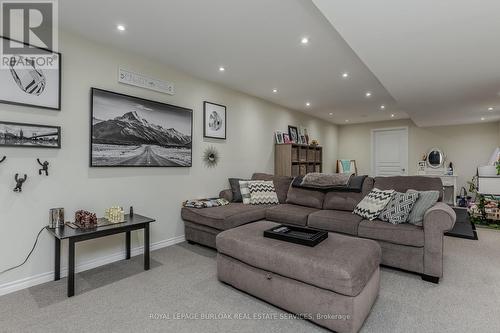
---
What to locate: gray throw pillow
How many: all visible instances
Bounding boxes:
[228,178,248,202]
[379,191,419,224]
[406,190,440,226]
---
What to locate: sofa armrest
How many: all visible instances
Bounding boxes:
[422,202,456,278]
[423,202,456,232]
[219,189,233,202]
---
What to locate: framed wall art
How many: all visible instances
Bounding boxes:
[0,36,61,110]
[90,88,193,167]
[288,125,299,143]
[0,121,61,148]
[203,101,226,139]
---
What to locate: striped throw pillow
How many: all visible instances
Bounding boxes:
[248,181,279,205]
[354,188,395,220]
[406,190,440,226]
[238,180,251,204]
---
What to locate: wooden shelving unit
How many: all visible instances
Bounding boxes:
[275,143,323,177]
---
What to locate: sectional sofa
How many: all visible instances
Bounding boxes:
[181,173,456,283]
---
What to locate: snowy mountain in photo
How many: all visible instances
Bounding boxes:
[92,111,191,147]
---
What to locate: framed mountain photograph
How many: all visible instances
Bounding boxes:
[0,121,61,148]
[90,88,193,167]
[0,36,61,110]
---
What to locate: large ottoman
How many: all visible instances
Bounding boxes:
[216,221,381,333]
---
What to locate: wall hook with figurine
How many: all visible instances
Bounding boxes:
[13,174,27,192]
[37,158,49,176]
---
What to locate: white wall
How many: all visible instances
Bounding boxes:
[0,31,339,291]
[338,119,499,189]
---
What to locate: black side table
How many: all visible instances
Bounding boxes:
[46,214,156,297]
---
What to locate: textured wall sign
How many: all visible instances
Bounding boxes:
[118,68,175,95]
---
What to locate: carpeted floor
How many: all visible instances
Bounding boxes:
[1,229,500,333]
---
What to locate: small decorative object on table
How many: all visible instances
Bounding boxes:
[49,208,65,228]
[74,210,98,229]
[105,206,125,223]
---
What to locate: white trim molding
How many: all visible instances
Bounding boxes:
[0,234,185,297]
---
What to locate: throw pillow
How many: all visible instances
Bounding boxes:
[379,191,419,224]
[406,190,440,226]
[228,178,249,202]
[247,180,279,205]
[353,188,395,220]
[239,180,251,204]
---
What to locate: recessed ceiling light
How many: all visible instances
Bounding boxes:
[391,114,395,118]
[481,117,485,121]
[342,72,349,79]
[345,119,349,123]
[272,88,278,93]
[116,24,126,31]
[218,66,225,72]
[380,105,386,110]
[365,91,372,98]
[305,102,311,107]
[488,107,494,111]
[329,112,333,116]
[301,37,309,45]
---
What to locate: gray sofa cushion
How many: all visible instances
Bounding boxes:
[358,219,425,247]
[286,186,325,209]
[181,203,267,231]
[374,176,443,201]
[228,178,248,202]
[407,190,440,226]
[252,173,293,204]
[216,221,381,297]
[266,204,319,226]
[323,177,374,211]
[307,210,363,236]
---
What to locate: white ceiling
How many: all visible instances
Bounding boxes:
[59,0,500,127]
[59,0,407,125]
[313,0,500,126]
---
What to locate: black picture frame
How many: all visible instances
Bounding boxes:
[203,101,227,140]
[288,125,299,143]
[0,36,62,110]
[90,88,193,167]
[0,121,61,148]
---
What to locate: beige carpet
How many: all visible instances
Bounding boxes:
[1,229,500,333]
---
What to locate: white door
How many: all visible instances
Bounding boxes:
[371,127,408,177]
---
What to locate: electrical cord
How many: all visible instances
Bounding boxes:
[0,226,45,275]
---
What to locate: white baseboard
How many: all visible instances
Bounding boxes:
[0,234,185,297]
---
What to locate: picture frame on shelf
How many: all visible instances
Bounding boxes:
[288,125,299,143]
[90,88,193,167]
[283,133,291,143]
[203,101,226,139]
[0,121,61,148]
[0,36,61,110]
[275,131,284,144]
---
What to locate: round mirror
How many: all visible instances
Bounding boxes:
[427,148,444,168]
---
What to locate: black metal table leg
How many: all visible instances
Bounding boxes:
[68,239,75,297]
[126,231,131,260]
[144,223,150,270]
[54,238,61,281]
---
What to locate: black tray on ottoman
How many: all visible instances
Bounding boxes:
[263,224,328,247]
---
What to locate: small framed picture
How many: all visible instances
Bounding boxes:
[288,125,299,143]
[300,135,306,144]
[283,133,291,143]
[204,101,226,139]
[0,36,61,110]
[0,121,61,148]
[275,131,284,144]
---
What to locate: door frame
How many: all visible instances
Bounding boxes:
[370,126,409,177]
